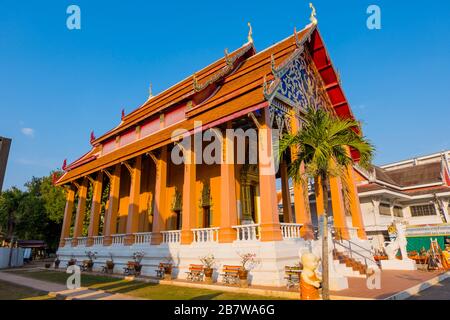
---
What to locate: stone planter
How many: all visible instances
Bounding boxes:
[238,269,249,287]
[134,263,142,275]
[86,261,94,272]
[106,261,115,273]
[204,268,214,284]
[163,265,172,280]
[67,259,76,267]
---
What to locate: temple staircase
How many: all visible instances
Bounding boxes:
[332,238,380,278]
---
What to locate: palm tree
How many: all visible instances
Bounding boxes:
[279,106,374,300]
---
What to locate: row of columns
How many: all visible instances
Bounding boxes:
[59,106,366,247]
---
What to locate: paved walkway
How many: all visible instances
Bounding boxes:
[330,270,449,299]
[407,278,450,300]
[0,271,143,300]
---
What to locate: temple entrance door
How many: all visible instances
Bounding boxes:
[175,210,182,230]
[249,186,257,223]
[202,206,211,228]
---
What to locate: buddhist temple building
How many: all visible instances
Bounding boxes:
[55,15,370,288]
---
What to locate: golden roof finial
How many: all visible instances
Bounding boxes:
[148,83,153,100]
[309,3,318,25]
[247,22,253,43]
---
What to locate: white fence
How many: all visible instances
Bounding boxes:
[191,227,219,243]
[134,232,152,244]
[0,248,24,269]
[233,224,260,241]
[280,223,303,239]
[161,230,181,243]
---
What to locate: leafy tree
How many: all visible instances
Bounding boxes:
[0,187,26,240]
[279,106,374,300]
[0,171,66,251]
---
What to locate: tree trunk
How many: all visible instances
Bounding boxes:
[321,175,330,300]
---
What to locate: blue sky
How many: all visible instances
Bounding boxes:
[1,1,449,190]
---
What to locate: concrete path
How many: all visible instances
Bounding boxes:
[0,271,66,292]
[0,270,145,300]
[407,278,450,300]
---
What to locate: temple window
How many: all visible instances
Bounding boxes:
[393,205,403,217]
[200,182,212,228]
[410,204,436,217]
[379,203,391,215]
[171,189,182,230]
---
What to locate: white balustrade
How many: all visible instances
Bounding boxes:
[76,237,88,246]
[161,230,181,243]
[232,224,260,241]
[92,236,104,246]
[191,227,219,243]
[134,232,152,244]
[111,234,126,246]
[64,238,73,247]
[280,223,303,239]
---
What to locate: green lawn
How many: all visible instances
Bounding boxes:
[0,279,54,300]
[7,269,287,300]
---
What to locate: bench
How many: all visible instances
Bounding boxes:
[123,261,141,276]
[284,266,302,289]
[186,264,204,282]
[155,263,172,278]
[221,265,241,285]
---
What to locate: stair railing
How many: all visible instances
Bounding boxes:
[332,238,380,269]
[331,227,378,262]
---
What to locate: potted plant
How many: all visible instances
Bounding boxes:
[132,251,145,275]
[54,255,61,269]
[237,252,260,287]
[85,251,97,272]
[106,253,115,273]
[162,256,174,280]
[200,254,216,284]
[67,255,76,267]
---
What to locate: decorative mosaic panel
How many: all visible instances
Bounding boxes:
[276,50,331,114]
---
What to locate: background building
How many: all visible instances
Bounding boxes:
[0,137,12,193]
[355,150,450,250]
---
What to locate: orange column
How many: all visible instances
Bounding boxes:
[280,161,293,223]
[124,156,142,245]
[87,172,103,246]
[219,122,238,243]
[329,176,350,240]
[181,141,196,244]
[151,146,168,244]
[59,186,76,247]
[258,107,282,242]
[345,165,367,239]
[103,164,121,246]
[290,111,314,239]
[72,178,88,246]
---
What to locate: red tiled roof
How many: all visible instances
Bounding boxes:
[56,23,357,185]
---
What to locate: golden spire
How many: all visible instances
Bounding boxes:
[147,83,154,100]
[247,22,253,43]
[309,2,318,25]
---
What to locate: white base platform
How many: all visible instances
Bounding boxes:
[57,239,314,288]
[381,259,417,271]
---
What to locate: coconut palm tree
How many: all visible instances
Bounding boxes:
[279,106,374,300]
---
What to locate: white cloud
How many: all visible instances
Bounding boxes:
[21,127,35,138]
